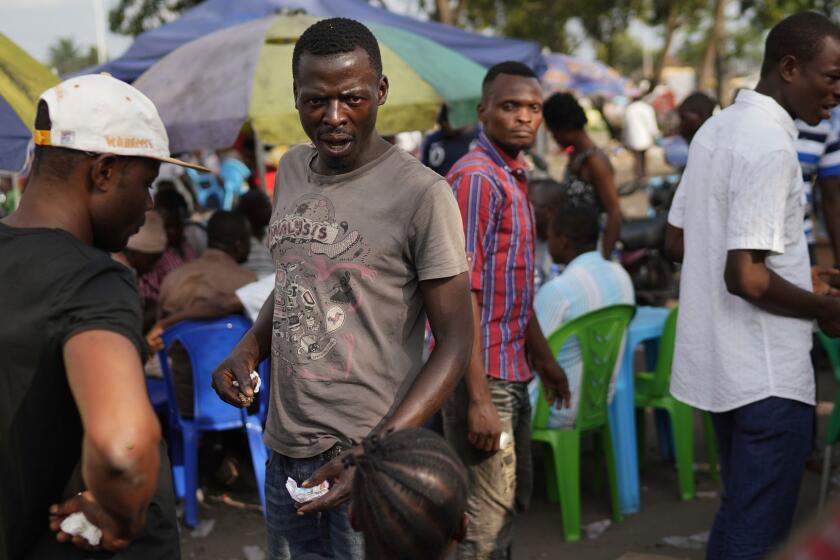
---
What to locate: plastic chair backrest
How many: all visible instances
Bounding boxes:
[185,167,224,210]
[159,315,253,425]
[534,304,636,432]
[648,306,679,399]
[817,332,840,444]
[219,159,251,210]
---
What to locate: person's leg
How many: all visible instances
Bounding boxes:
[265,451,326,560]
[512,381,533,515]
[706,409,734,560]
[443,379,518,560]
[719,397,813,559]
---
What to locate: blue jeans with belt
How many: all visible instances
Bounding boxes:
[265,449,364,560]
[706,396,813,560]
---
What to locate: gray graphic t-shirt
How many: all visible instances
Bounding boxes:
[265,143,467,458]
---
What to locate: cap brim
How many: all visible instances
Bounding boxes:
[151,155,212,173]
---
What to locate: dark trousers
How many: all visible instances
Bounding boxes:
[706,397,813,560]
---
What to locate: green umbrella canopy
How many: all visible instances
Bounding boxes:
[0,33,59,171]
[135,14,486,151]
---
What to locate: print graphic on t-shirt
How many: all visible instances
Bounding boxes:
[268,194,374,381]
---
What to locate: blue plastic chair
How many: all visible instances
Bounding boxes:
[219,159,251,210]
[158,315,269,528]
[185,167,225,210]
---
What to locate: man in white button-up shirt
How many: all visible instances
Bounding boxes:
[666,12,840,559]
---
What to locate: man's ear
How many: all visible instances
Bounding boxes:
[89,154,120,192]
[378,75,389,106]
[779,54,799,84]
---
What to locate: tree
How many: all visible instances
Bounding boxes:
[46,37,99,76]
[109,0,203,36]
[696,0,728,95]
[646,0,705,88]
[600,31,644,78]
[572,0,643,68]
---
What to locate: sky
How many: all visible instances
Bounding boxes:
[0,0,662,68]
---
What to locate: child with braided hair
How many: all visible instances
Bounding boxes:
[343,428,469,560]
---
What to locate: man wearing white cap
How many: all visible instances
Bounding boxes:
[0,74,204,559]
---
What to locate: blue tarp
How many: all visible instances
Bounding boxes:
[86,0,544,82]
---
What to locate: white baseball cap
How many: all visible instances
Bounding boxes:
[33,74,208,171]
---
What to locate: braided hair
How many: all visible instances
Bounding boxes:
[345,428,467,560]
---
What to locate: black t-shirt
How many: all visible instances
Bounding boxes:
[0,223,178,559]
[420,127,480,177]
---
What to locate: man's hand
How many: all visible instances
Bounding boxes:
[295,447,363,515]
[812,266,840,297]
[211,347,258,408]
[145,322,165,354]
[534,357,571,409]
[468,398,503,453]
[49,491,140,553]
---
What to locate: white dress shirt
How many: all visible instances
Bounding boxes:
[668,89,814,413]
[623,100,659,151]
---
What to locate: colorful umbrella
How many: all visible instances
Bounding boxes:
[0,34,59,171]
[134,14,486,152]
[541,53,632,99]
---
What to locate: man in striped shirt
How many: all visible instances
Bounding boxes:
[796,111,840,263]
[532,198,635,428]
[443,61,570,559]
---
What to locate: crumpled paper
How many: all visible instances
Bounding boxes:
[60,512,102,546]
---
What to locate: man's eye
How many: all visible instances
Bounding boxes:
[502,103,514,110]
[307,98,324,106]
[348,96,363,104]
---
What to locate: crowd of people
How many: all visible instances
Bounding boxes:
[5,9,840,560]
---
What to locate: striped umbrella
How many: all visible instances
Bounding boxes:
[0,34,59,171]
[133,14,486,152]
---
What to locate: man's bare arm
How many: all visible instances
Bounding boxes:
[378,272,473,431]
[211,291,275,407]
[159,294,244,329]
[665,223,684,263]
[725,249,840,334]
[62,331,161,538]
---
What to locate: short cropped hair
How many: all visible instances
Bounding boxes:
[292,18,382,81]
[761,11,840,77]
[482,61,538,97]
[552,194,600,248]
[543,92,588,132]
[207,210,250,249]
[679,92,716,120]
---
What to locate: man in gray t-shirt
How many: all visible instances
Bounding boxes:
[211,18,473,560]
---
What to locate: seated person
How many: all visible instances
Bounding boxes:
[528,178,565,288]
[420,104,479,177]
[156,211,256,417]
[138,189,198,305]
[530,195,635,427]
[297,428,468,560]
[236,187,274,278]
[113,209,167,332]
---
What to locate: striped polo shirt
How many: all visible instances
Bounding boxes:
[448,131,535,383]
[795,116,840,244]
[531,250,635,427]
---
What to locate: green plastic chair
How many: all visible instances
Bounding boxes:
[817,331,840,510]
[532,304,635,543]
[634,306,718,502]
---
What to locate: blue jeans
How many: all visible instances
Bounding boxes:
[706,397,813,560]
[265,450,364,560]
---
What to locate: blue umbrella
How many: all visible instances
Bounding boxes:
[541,53,632,98]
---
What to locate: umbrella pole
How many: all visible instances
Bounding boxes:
[254,129,267,192]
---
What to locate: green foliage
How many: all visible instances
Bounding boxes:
[461,0,572,52]
[598,31,644,77]
[109,0,204,36]
[738,0,836,27]
[46,37,98,76]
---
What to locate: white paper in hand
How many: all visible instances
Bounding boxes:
[60,511,103,546]
[285,477,330,503]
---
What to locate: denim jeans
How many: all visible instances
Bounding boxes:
[706,397,813,560]
[442,377,532,560]
[265,450,364,560]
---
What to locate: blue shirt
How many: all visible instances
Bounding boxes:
[530,251,634,427]
[795,115,840,244]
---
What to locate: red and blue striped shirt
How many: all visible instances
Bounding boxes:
[447,131,535,383]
